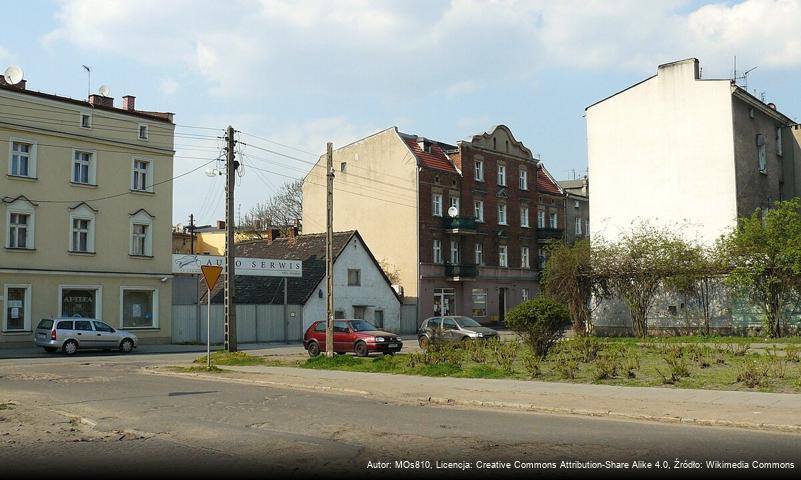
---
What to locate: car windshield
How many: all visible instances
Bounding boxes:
[454,316,481,328]
[350,320,378,332]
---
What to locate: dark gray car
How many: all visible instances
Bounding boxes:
[417,316,498,348]
[35,318,138,355]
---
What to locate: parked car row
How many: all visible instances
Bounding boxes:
[302,316,499,357]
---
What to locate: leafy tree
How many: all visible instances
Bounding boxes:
[241,179,303,231]
[505,296,570,358]
[720,199,801,338]
[593,225,694,337]
[541,239,603,335]
[378,258,402,285]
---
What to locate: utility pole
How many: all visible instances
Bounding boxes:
[224,126,238,352]
[188,213,195,254]
[325,142,334,357]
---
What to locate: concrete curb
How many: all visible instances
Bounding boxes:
[421,396,801,434]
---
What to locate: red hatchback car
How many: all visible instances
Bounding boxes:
[303,319,403,357]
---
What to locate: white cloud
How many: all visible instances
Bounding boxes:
[159,77,179,96]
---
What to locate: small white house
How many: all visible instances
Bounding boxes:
[210,230,401,334]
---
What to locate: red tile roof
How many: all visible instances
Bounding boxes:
[401,135,458,174]
[537,168,562,196]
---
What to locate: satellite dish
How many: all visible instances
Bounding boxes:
[448,206,459,218]
[98,84,110,97]
[3,65,23,85]
[176,223,185,232]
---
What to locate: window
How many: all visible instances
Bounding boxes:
[93,321,114,332]
[521,246,530,269]
[72,219,90,252]
[449,196,460,214]
[121,288,157,328]
[60,286,101,319]
[575,217,583,235]
[498,204,507,225]
[519,169,528,190]
[347,269,361,286]
[8,213,30,249]
[3,285,31,331]
[138,124,149,140]
[132,159,152,192]
[81,113,91,128]
[537,208,546,228]
[340,162,347,172]
[6,198,35,249]
[521,206,530,228]
[550,211,558,229]
[538,248,546,269]
[475,242,483,265]
[9,140,36,178]
[472,289,487,317]
[432,193,443,217]
[776,127,783,157]
[450,240,459,264]
[757,134,766,174]
[499,245,508,267]
[433,239,443,264]
[497,164,506,186]
[475,160,484,181]
[314,322,326,332]
[474,200,484,222]
[72,150,96,185]
[374,310,384,328]
[129,210,153,257]
[522,288,530,301]
[334,310,346,320]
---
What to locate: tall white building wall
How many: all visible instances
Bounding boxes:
[586,59,739,244]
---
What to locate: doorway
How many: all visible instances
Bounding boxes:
[433,288,455,316]
[498,288,507,323]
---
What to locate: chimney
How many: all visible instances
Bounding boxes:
[216,220,226,230]
[266,228,281,242]
[0,77,26,90]
[122,95,136,111]
[88,94,114,108]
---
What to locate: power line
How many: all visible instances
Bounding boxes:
[238,130,319,157]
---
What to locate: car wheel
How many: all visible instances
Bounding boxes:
[44,347,57,353]
[418,336,430,349]
[63,340,78,356]
[383,350,395,356]
[120,339,134,354]
[355,341,369,357]
[307,341,320,357]
[461,336,471,342]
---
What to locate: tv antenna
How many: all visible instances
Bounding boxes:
[82,65,91,98]
[732,56,757,91]
[3,65,23,85]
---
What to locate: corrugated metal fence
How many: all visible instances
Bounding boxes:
[172,304,303,344]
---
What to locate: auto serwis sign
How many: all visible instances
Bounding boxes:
[172,254,302,277]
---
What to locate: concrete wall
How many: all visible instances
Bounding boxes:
[302,234,401,333]
[302,128,419,304]
[172,303,303,344]
[587,58,738,244]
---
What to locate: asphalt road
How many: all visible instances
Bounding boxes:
[1,352,800,478]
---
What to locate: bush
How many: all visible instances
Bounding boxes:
[554,350,579,379]
[784,345,800,363]
[492,340,519,374]
[505,296,569,358]
[623,352,640,378]
[737,358,770,388]
[573,336,602,363]
[521,351,542,378]
[464,339,488,363]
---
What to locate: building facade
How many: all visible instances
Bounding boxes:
[587,58,801,244]
[0,76,175,347]
[303,125,551,327]
[558,176,589,245]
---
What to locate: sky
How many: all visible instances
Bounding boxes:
[3,0,801,227]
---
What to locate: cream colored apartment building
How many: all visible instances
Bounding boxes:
[0,76,175,348]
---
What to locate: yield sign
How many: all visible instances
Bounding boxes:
[200,265,223,290]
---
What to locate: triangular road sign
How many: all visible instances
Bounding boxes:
[201,265,223,290]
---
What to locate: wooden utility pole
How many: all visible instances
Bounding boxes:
[188,213,195,254]
[325,142,334,357]
[224,125,238,352]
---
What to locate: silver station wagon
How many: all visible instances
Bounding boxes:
[35,318,138,355]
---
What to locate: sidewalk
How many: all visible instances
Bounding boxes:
[150,364,801,434]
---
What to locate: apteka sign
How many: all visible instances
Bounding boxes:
[172,254,302,277]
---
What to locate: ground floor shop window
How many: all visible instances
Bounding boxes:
[471,288,487,318]
[433,288,455,316]
[60,286,100,319]
[121,288,157,328]
[4,285,31,331]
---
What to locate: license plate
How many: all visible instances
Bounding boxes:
[388,343,398,348]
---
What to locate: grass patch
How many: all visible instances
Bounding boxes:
[297,337,801,393]
[603,335,801,345]
[166,365,224,373]
[194,351,278,366]
[0,402,14,411]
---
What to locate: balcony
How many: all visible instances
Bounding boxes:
[537,228,564,241]
[443,216,477,234]
[445,263,478,280]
